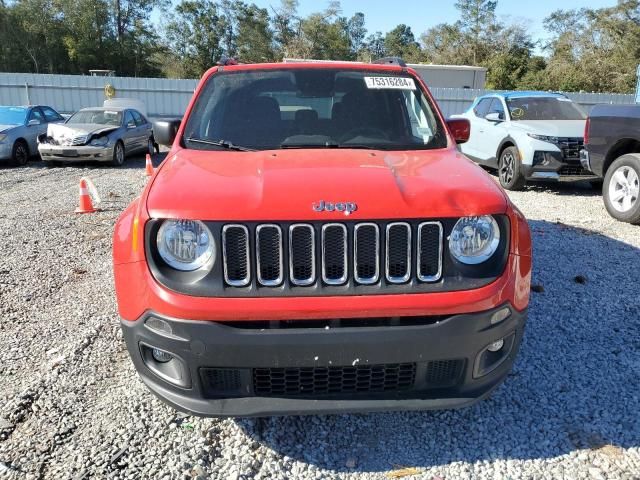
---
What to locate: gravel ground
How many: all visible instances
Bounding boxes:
[0,156,639,480]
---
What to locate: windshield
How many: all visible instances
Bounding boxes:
[67,110,123,126]
[0,107,27,125]
[506,97,586,121]
[183,68,447,151]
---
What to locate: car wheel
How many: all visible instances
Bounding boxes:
[12,140,29,166]
[603,154,640,224]
[111,141,125,167]
[498,146,526,191]
[147,137,155,156]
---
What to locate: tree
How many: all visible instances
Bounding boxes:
[384,24,421,61]
[235,3,276,62]
[347,12,366,57]
[272,0,299,58]
[164,0,225,78]
[454,0,498,65]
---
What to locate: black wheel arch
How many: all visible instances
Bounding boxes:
[603,138,640,176]
[496,136,517,162]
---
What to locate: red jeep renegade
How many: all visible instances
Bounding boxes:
[113,58,532,417]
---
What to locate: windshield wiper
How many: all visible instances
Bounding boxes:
[185,137,255,152]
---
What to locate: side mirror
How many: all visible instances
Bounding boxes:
[27,119,41,126]
[127,121,136,129]
[446,118,470,144]
[485,112,504,123]
[153,118,182,146]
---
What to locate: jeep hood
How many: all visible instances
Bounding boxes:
[510,120,585,137]
[146,148,508,220]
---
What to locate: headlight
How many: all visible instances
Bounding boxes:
[157,220,214,271]
[89,136,109,147]
[0,133,7,143]
[449,216,500,264]
[527,133,559,144]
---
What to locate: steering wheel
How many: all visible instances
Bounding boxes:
[339,127,389,143]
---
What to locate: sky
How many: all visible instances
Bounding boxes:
[249,0,619,45]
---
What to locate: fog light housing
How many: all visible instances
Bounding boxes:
[152,347,173,363]
[487,339,504,352]
[473,332,516,378]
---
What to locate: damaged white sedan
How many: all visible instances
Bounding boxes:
[38,107,153,166]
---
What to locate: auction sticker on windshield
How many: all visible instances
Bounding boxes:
[364,77,416,90]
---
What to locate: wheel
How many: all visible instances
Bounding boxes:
[498,146,526,191]
[111,141,125,167]
[147,137,155,156]
[12,140,29,166]
[603,154,640,224]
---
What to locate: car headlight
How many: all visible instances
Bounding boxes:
[89,136,109,147]
[0,133,7,143]
[157,220,214,271]
[527,133,559,144]
[449,216,500,264]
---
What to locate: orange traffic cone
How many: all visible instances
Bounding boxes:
[75,178,96,214]
[145,154,154,176]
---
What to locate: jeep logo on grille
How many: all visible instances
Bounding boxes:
[313,200,357,216]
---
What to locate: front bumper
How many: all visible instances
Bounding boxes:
[121,304,526,417]
[523,150,597,181]
[38,144,113,162]
[0,142,12,160]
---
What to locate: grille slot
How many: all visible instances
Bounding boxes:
[354,223,379,284]
[322,224,348,285]
[222,225,250,286]
[417,222,443,282]
[256,225,283,286]
[201,368,242,393]
[289,224,316,286]
[253,363,416,396]
[386,223,411,283]
[425,359,464,387]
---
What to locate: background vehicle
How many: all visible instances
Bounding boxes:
[38,107,153,166]
[582,104,640,224]
[114,59,531,417]
[452,92,592,190]
[0,105,64,165]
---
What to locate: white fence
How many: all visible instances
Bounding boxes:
[0,73,198,117]
[431,87,636,117]
[0,72,636,118]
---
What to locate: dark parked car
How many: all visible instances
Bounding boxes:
[582,104,640,224]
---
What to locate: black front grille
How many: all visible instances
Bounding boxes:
[256,225,283,285]
[557,137,584,160]
[418,223,442,281]
[253,363,416,396]
[220,220,445,289]
[289,225,315,285]
[322,224,347,284]
[222,225,250,286]
[425,359,464,387]
[386,223,411,283]
[201,368,242,393]
[559,165,592,176]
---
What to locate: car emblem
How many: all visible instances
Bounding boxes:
[312,200,357,216]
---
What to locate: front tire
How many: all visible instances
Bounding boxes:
[12,140,29,166]
[498,146,526,191]
[603,154,640,224]
[111,141,125,167]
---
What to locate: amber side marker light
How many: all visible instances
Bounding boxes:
[132,215,140,252]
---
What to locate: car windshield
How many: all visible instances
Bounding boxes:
[67,110,123,126]
[506,97,586,121]
[183,68,447,151]
[0,106,27,125]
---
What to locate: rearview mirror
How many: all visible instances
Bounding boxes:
[446,118,470,144]
[153,118,182,147]
[485,112,504,123]
[27,119,41,126]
